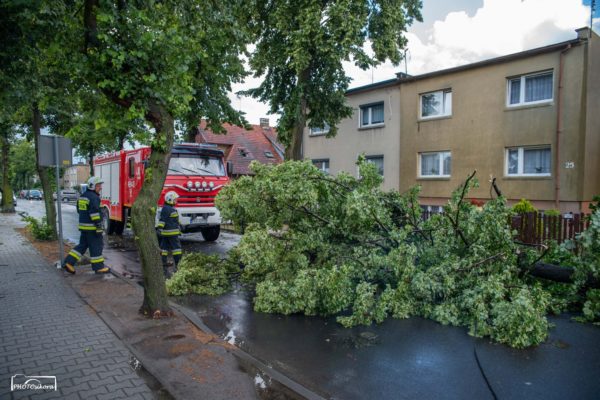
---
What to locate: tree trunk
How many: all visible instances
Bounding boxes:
[186,126,199,143]
[527,262,600,289]
[284,68,310,161]
[88,148,95,176]
[1,132,15,213]
[131,101,174,317]
[117,130,126,150]
[32,103,57,239]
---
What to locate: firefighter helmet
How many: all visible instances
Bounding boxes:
[164,191,179,205]
[87,176,104,190]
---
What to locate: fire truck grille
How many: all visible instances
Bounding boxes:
[178,195,216,206]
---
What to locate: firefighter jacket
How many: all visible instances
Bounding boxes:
[77,189,103,233]
[156,204,180,236]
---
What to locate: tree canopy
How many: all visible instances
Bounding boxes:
[243,0,422,159]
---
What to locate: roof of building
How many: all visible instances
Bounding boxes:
[195,121,284,176]
[397,37,584,84]
[345,29,590,95]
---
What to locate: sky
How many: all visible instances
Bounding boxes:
[231,0,599,126]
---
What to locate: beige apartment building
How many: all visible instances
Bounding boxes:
[303,79,402,191]
[62,163,90,189]
[303,28,600,213]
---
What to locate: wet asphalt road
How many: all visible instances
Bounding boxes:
[175,290,600,400]
[18,200,600,399]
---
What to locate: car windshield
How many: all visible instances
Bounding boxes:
[168,156,225,177]
[30,190,41,195]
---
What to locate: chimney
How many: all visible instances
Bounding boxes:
[575,27,590,40]
[259,118,269,128]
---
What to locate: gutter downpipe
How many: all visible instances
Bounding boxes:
[555,44,572,210]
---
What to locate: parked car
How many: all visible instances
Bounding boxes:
[53,189,78,202]
[0,191,17,206]
[26,189,43,200]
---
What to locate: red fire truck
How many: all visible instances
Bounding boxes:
[94,143,231,241]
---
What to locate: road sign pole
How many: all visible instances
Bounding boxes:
[54,136,65,265]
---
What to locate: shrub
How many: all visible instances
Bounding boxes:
[512,198,536,214]
[22,215,55,241]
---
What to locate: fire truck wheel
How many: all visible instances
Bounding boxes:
[102,208,114,235]
[201,226,220,242]
[113,219,125,235]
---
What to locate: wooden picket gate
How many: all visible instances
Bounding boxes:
[511,212,589,246]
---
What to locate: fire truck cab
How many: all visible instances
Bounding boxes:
[94,143,230,242]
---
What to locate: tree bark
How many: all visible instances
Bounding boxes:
[186,126,199,143]
[131,100,173,317]
[520,260,600,289]
[1,132,15,213]
[32,103,57,239]
[117,130,126,150]
[284,68,310,161]
[88,148,95,176]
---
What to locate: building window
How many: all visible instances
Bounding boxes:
[360,102,384,127]
[365,155,384,176]
[421,205,444,214]
[420,89,452,119]
[419,151,451,177]
[264,151,274,158]
[507,71,553,106]
[506,146,551,176]
[309,123,330,136]
[312,159,330,174]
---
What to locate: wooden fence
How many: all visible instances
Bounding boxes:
[511,212,589,245]
[419,210,589,245]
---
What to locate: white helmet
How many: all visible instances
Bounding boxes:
[87,176,104,190]
[164,191,179,205]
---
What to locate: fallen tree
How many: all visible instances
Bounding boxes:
[207,159,600,348]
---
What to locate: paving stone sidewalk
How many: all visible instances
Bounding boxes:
[0,216,155,400]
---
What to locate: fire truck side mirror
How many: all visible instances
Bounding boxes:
[142,159,149,169]
[226,161,233,177]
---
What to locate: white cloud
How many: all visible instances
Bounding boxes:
[366,0,591,79]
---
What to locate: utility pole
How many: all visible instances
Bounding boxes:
[592,0,597,37]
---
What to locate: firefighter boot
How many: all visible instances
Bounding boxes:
[94,267,111,274]
[163,265,171,279]
[62,263,76,275]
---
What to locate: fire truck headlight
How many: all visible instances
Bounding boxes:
[187,181,193,188]
[194,181,201,188]
[202,181,207,188]
[209,181,214,188]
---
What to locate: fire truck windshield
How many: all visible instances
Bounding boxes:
[168,156,225,176]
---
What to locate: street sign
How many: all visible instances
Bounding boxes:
[36,135,72,267]
[38,135,72,167]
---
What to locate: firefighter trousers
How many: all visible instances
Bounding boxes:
[63,231,105,271]
[160,236,182,267]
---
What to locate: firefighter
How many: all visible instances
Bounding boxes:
[156,191,182,277]
[62,176,110,274]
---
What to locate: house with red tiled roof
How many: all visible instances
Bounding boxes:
[195,119,284,177]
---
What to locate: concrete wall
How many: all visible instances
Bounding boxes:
[399,40,593,211]
[302,85,401,191]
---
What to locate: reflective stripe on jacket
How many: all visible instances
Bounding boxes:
[156,204,180,236]
[77,189,102,231]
